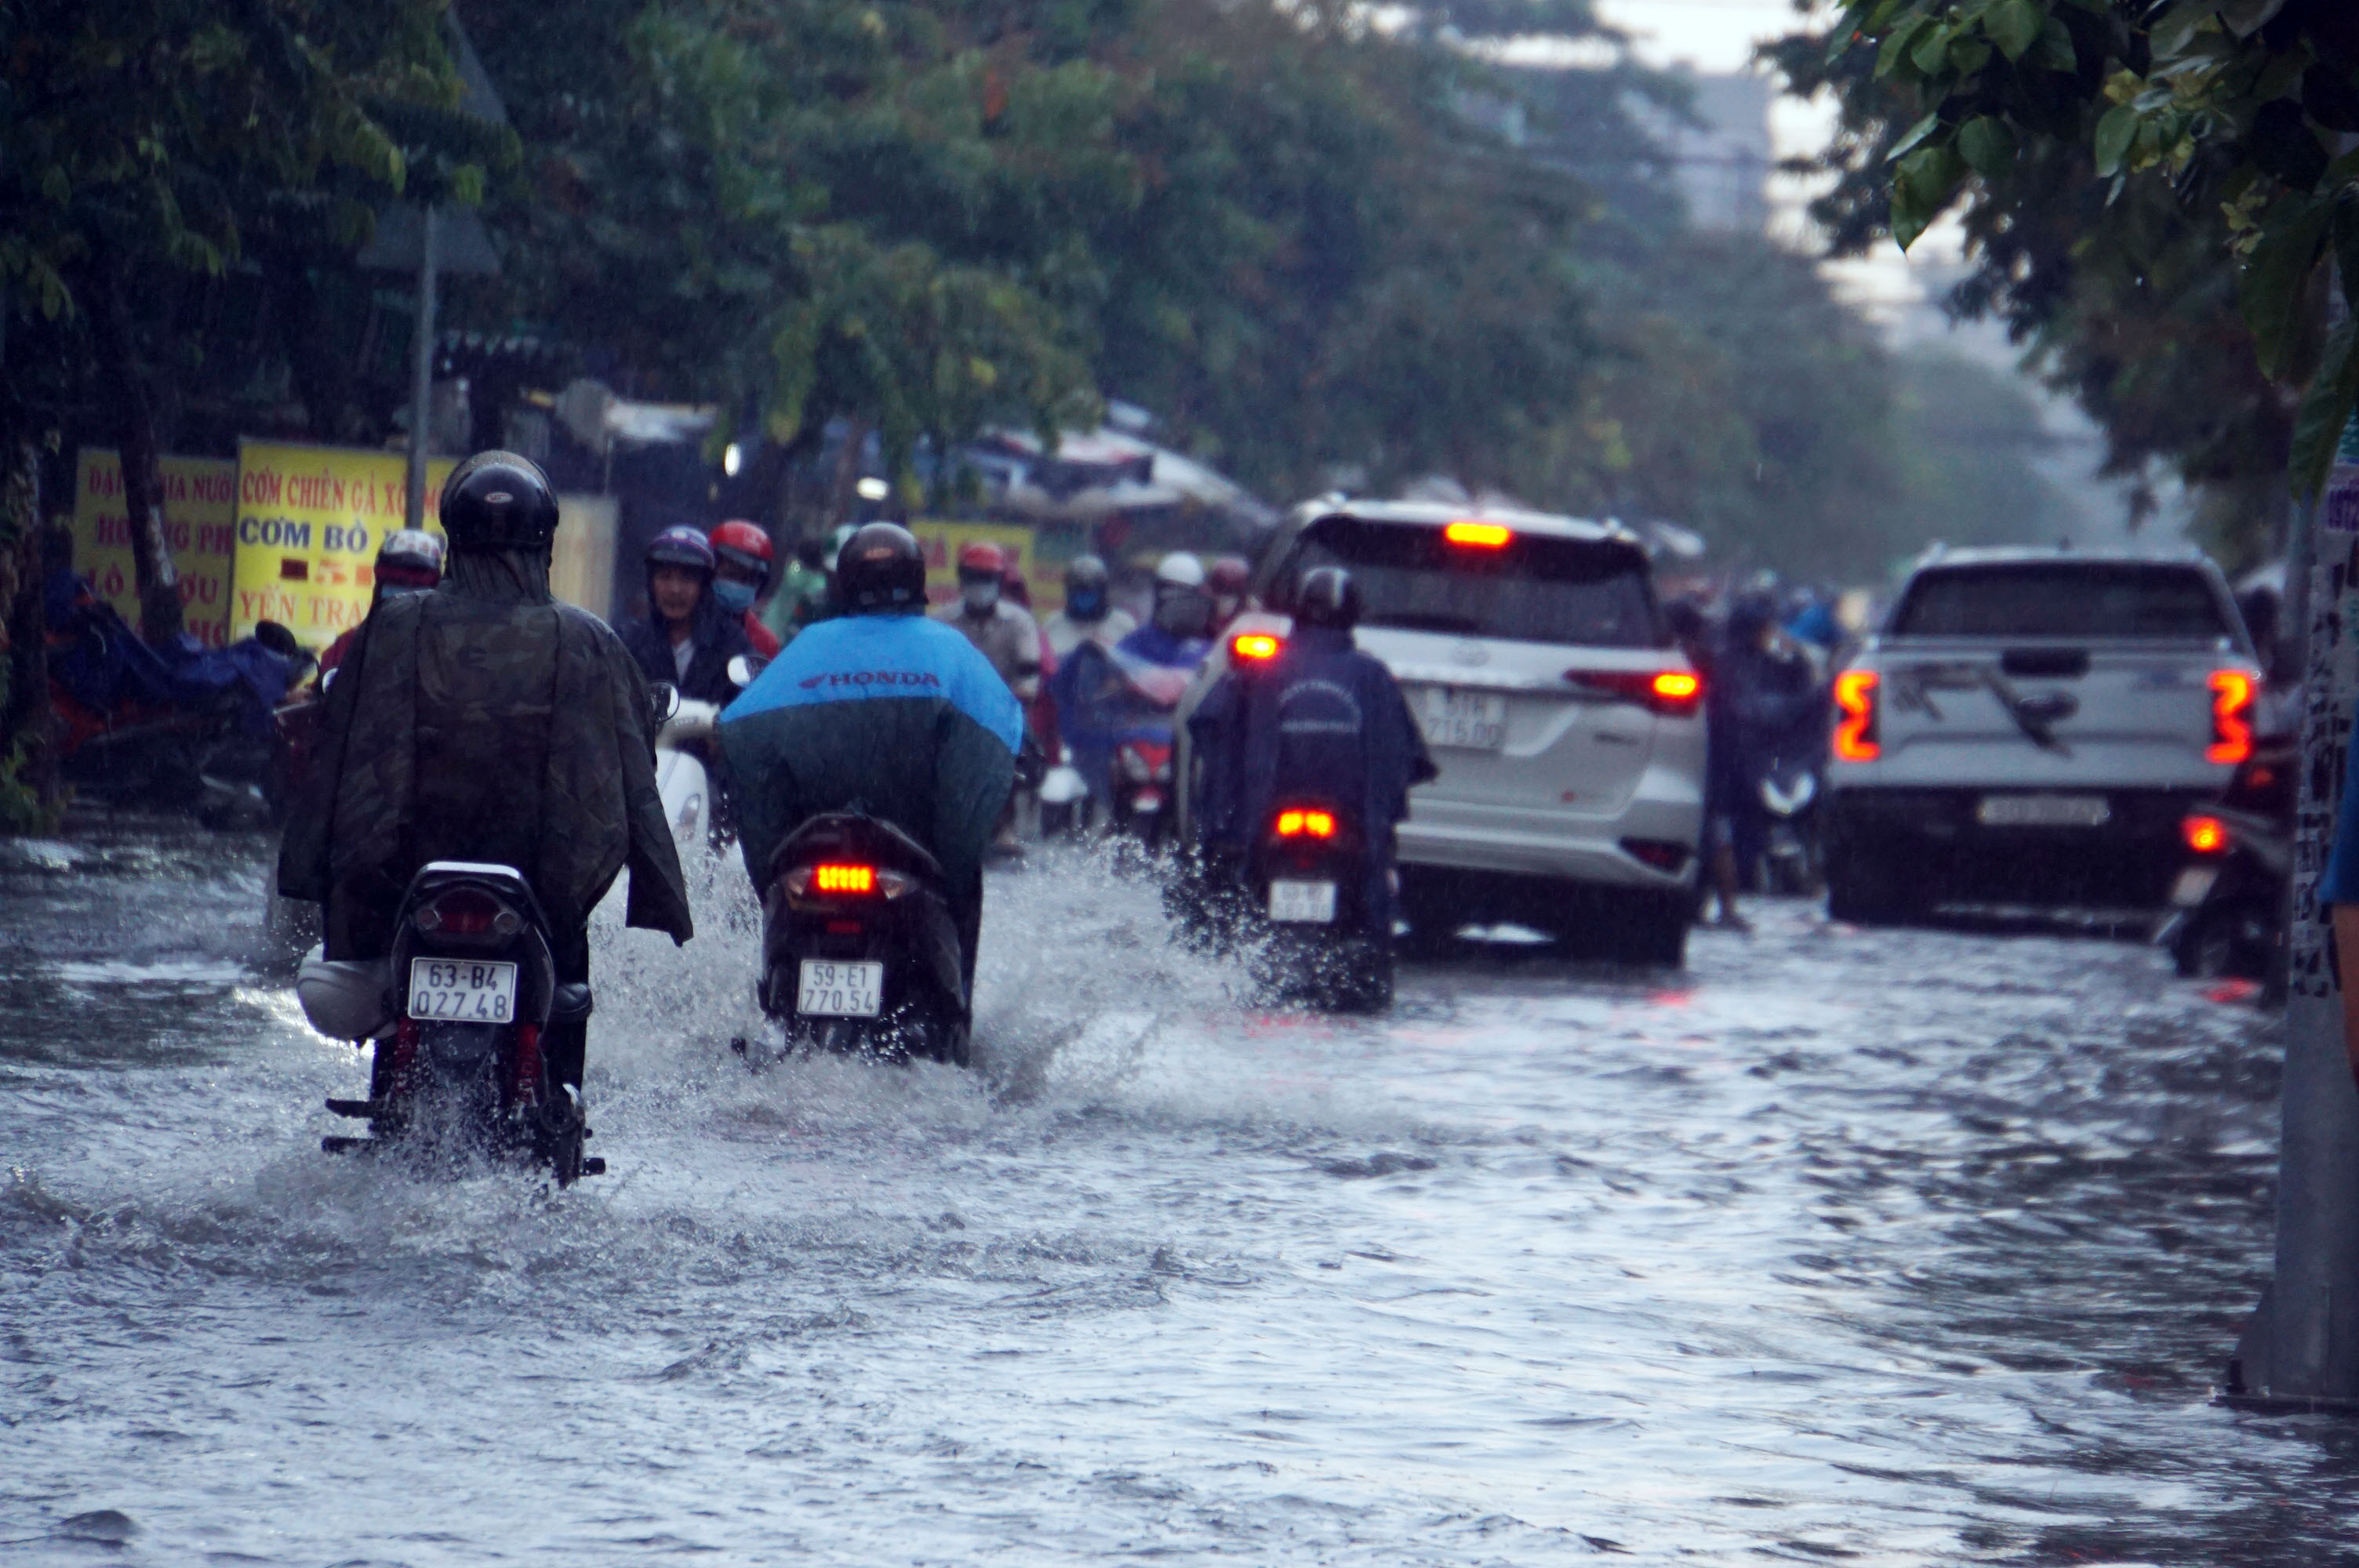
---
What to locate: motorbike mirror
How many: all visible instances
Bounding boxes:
[727,653,768,689]
[318,666,337,693]
[648,681,681,728]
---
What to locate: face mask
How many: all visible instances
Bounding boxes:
[1066,589,1105,622]
[712,579,757,614]
[961,579,1001,613]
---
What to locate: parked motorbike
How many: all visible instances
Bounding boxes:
[744,812,972,1066]
[298,861,600,1183]
[2155,739,2293,981]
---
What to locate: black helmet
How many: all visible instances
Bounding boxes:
[838,521,926,612]
[1293,565,1361,630]
[439,450,560,551]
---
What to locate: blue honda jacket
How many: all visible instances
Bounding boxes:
[718,610,1023,895]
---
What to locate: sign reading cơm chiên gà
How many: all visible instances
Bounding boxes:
[231,440,456,649]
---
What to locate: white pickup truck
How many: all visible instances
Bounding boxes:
[1822,547,2263,921]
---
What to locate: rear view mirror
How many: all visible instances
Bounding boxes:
[648,681,681,729]
[727,653,768,689]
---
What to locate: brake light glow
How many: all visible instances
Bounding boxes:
[1275,808,1337,838]
[2208,669,2255,765]
[1833,670,1880,762]
[812,863,878,895]
[1566,668,1702,717]
[1444,521,1512,549]
[2183,815,2230,855]
[1652,670,1700,702]
[1231,633,1282,662]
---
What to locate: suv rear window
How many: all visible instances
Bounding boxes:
[1892,562,2227,640]
[1278,517,1662,648]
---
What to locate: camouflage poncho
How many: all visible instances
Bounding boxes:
[278,549,693,960]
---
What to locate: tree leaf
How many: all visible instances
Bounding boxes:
[1887,111,1943,162]
[1985,0,2044,62]
[2093,103,2139,176]
[2238,191,2332,377]
[1912,22,1955,76]
[2289,314,2359,502]
[1877,17,1928,78]
[2034,15,2077,71]
[1958,115,2018,175]
[1893,143,1968,249]
[2218,0,2285,39]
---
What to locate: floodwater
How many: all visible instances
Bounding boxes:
[3,820,2354,1565]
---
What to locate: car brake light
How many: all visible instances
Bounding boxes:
[2208,670,2255,765]
[1275,808,1336,838]
[812,863,877,895]
[1444,521,1512,548]
[1833,670,1880,761]
[1565,668,1702,717]
[1231,633,1282,662]
[2183,815,2230,855]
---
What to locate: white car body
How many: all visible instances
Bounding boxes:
[1178,501,1703,957]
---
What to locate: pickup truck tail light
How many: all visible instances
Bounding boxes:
[2183,815,2230,855]
[2208,670,2255,765]
[1833,670,1880,761]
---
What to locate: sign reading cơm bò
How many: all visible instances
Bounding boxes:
[231,441,455,648]
[70,451,239,648]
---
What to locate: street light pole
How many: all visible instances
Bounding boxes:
[405,204,438,532]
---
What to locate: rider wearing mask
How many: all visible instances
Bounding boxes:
[709,520,784,659]
[1118,553,1216,671]
[931,541,1043,701]
[1043,554,1135,659]
[1188,566,1435,935]
[278,452,693,1094]
[718,524,1023,996]
[620,525,755,703]
[318,528,446,680]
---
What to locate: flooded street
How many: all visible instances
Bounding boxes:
[3,822,2352,1565]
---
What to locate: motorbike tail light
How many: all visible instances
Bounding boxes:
[1445,521,1512,548]
[1121,742,1174,782]
[1566,668,1702,717]
[1231,633,1282,662]
[812,863,877,895]
[2183,815,2231,855]
[1275,808,1336,838]
[2208,670,2255,765]
[1833,670,1880,762]
[417,887,518,936]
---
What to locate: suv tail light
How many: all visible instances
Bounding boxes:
[1565,668,1703,717]
[1833,670,1880,761]
[415,887,523,936]
[2208,670,2255,765]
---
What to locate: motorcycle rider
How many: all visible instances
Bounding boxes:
[1187,565,1436,933]
[1705,592,1823,925]
[1043,553,1135,658]
[718,522,1023,997]
[318,528,445,680]
[621,525,757,703]
[759,534,834,645]
[1118,553,1216,672]
[932,541,1043,702]
[278,452,693,1094]
[709,520,784,659]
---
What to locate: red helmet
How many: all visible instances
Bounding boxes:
[711,519,773,580]
[956,540,1007,578]
[1209,555,1252,597]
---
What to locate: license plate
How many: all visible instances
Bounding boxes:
[1976,793,2110,828]
[1268,879,1338,924]
[2171,866,2220,907]
[798,959,884,1018]
[1416,687,1507,751]
[406,958,518,1022]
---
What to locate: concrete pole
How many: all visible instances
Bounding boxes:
[405,205,438,532]
[2230,253,2359,1410]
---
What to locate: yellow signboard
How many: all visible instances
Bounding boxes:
[69,452,240,648]
[231,441,455,648]
[907,520,1060,613]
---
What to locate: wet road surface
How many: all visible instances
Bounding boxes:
[3,820,2354,1564]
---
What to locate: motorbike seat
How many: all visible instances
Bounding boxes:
[549,982,594,1022]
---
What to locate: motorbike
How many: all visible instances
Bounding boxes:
[2155,738,2293,982]
[1246,800,1394,1011]
[648,653,764,851]
[1757,755,1823,896]
[1053,640,1193,851]
[298,861,601,1183]
[1109,724,1178,848]
[744,811,972,1066]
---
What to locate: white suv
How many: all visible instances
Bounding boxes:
[1178,502,1705,964]
[1823,546,2262,920]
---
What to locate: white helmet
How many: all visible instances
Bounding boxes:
[1154,553,1206,589]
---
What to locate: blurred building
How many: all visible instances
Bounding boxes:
[1646,71,1772,234]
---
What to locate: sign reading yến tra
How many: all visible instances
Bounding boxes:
[69,451,240,649]
[231,441,456,648]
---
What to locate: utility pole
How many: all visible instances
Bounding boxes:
[405,205,438,532]
[2230,249,2359,1411]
